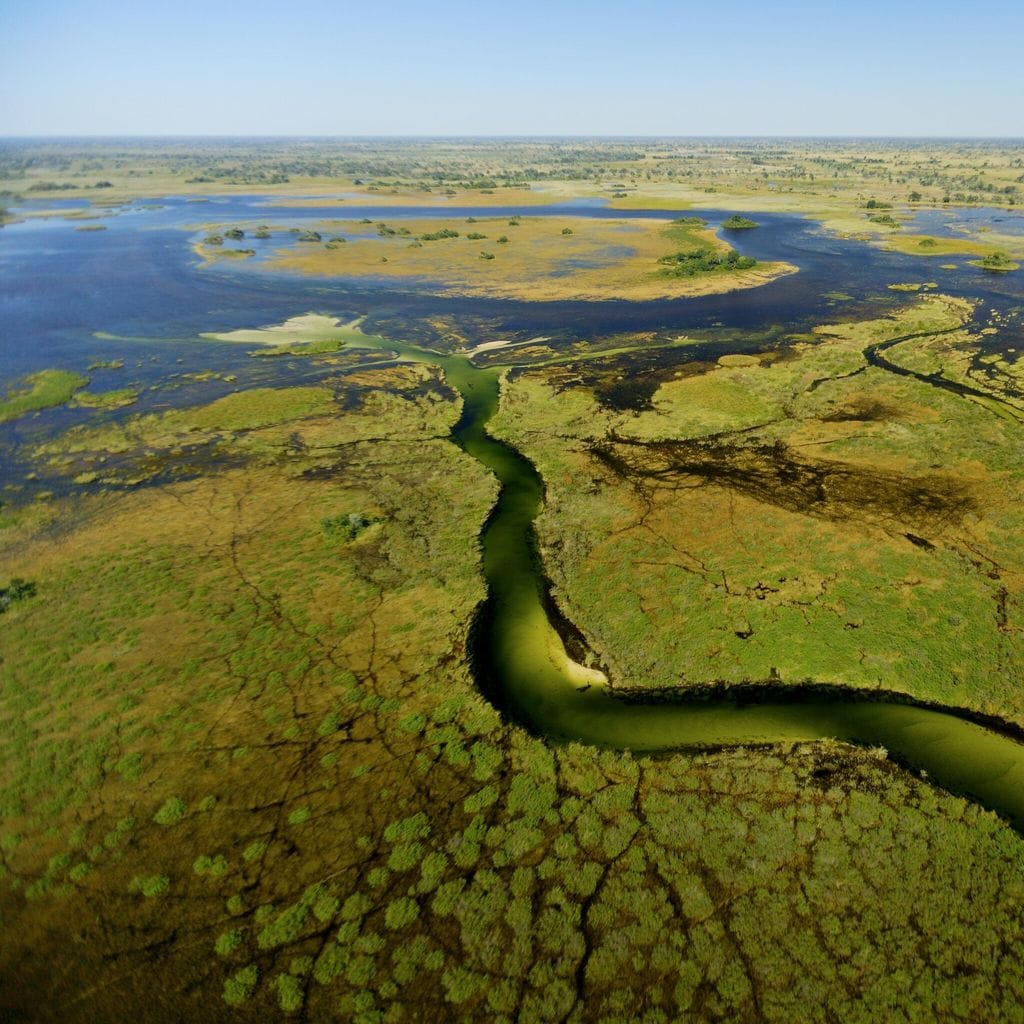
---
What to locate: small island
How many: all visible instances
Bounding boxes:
[722,214,760,230]
[970,251,1020,273]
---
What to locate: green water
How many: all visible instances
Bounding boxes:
[352,332,1024,830]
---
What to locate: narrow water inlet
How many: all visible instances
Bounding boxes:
[349,330,1024,832]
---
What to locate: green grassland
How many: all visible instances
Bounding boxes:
[0,369,89,423]
[490,296,1024,722]
[6,315,1024,1019]
[3,420,1024,1021]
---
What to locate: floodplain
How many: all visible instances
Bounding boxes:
[2,137,1024,1023]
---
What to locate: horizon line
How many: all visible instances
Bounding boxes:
[2,133,1023,142]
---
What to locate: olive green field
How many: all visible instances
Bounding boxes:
[3,137,1024,1024]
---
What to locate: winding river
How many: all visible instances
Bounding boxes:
[6,194,1024,828]
[345,332,1024,832]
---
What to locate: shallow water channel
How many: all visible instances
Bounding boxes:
[344,332,1024,832]
[5,195,1024,828]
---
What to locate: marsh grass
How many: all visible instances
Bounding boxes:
[3,309,1024,1022]
[0,369,88,423]
[491,297,1024,718]
[246,215,795,302]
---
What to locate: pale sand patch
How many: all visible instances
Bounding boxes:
[564,658,609,689]
[470,340,513,354]
[469,336,551,356]
[200,314,351,346]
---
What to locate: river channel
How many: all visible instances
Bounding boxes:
[5,196,1024,828]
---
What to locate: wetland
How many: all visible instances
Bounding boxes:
[3,138,1024,1023]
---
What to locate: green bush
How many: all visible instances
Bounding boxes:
[153,796,186,825]
[722,215,759,229]
[658,247,756,277]
[322,513,377,542]
[0,579,36,613]
[223,964,258,1006]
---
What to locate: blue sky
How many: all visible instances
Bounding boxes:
[2,0,1022,136]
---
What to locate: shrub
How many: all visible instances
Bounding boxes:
[153,796,186,825]
[0,579,36,613]
[322,513,377,542]
[223,964,258,1006]
[243,839,268,862]
[131,874,170,898]
[658,247,756,276]
[215,929,242,956]
[276,973,304,1012]
[193,854,229,876]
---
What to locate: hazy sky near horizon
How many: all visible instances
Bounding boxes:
[2,0,1022,136]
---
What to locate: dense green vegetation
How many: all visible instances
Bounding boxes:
[721,215,758,229]
[652,217,759,278]
[2,135,1024,1021]
[971,251,1020,272]
[491,297,1024,722]
[0,577,36,613]
[0,369,88,423]
[658,247,757,276]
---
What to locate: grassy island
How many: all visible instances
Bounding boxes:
[721,215,759,229]
[0,369,88,423]
[970,251,1020,272]
[230,215,797,301]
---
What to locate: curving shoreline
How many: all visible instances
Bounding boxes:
[452,358,1024,831]
[340,320,1024,831]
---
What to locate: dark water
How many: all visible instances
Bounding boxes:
[4,193,1024,826]
[4,194,1018,468]
[4,194,1022,383]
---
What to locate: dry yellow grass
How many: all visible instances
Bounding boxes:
[262,215,796,301]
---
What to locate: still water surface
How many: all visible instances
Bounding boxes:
[3,196,1024,826]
